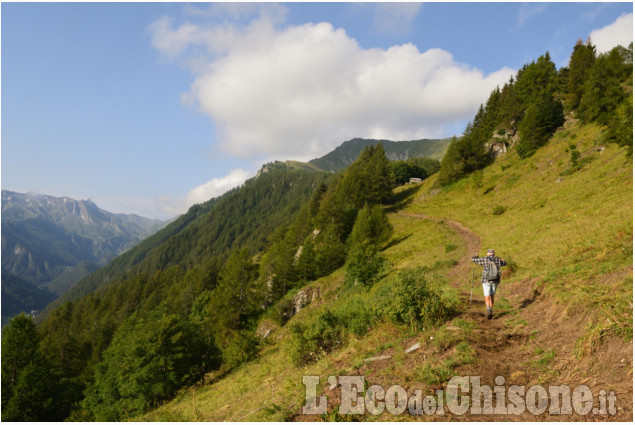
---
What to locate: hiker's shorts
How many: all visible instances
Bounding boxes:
[482,281,498,296]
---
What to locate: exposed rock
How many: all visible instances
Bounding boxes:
[294,245,303,262]
[255,321,274,339]
[291,286,321,315]
[446,325,461,331]
[405,343,421,354]
[363,355,392,362]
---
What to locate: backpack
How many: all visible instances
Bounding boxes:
[485,259,500,281]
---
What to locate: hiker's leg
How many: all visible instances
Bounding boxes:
[491,283,498,306]
[484,295,492,308]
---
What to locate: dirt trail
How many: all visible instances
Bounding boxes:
[295,212,631,422]
[396,212,632,421]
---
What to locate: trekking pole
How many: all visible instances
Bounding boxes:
[469,262,475,305]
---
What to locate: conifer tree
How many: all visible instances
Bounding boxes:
[567,38,596,110]
[210,248,260,333]
[517,92,565,158]
[578,47,628,124]
[1,314,62,421]
[345,204,393,286]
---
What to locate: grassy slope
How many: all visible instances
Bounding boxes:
[139,119,632,421]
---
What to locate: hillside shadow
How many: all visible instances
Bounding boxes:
[383,234,412,250]
[385,185,420,213]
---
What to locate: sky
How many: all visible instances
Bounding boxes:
[2,2,633,219]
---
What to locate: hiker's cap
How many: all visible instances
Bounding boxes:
[487,249,495,255]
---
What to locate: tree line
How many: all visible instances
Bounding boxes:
[438,40,633,186]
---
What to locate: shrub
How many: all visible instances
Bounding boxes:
[336,295,376,337]
[445,243,458,253]
[492,205,507,215]
[379,268,456,332]
[290,310,345,366]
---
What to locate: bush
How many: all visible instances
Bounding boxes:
[379,268,456,332]
[492,205,507,215]
[289,295,377,366]
[336,295,376,337]
[290,310,345,366]
[445,243,458,253]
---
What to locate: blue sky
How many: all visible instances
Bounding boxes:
[2,2,632,219]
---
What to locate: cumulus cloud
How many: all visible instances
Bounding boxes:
[183,168,252,207]
[149,11,515,163]
[97,169,253,219]
[589,13,633,54]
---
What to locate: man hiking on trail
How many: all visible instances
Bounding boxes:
[471,249,507,319]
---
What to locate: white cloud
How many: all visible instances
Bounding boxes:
[183,168,252,207]
[374,3,422,34]
[516,3,548,28]
[589,13,633,54]
[96,169,253,219]
[149,13,515,163]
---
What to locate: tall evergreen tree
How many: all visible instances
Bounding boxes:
[345,204,393,286]
[83,306,220,421]
[1,314,64,421]
[567,38,596,110]
[578,47,628,124]
[210,248,260,333]
[517,92,565,158]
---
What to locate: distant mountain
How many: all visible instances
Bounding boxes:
[41,164,331,314]
[308,137,451,172]
[1,190,165,317]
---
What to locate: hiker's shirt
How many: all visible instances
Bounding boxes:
[471,256,507,284]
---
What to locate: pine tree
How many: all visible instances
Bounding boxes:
[1,314,63,421]
[517,93,565,158]
[2,314,41,406]
[345,205,393,286]
[578,47,628,124]
[83,306,220,421]
[567,38,596,110]
[211,248,260,332]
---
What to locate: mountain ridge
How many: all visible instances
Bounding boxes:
[1,190,165,322]
[308,137,451,172]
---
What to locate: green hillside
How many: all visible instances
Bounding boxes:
[309,138,451,172]
[42,164,331,315]
[140,115,632,423]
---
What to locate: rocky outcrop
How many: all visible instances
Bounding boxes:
[291,286,321,315]
[487,127,518,157]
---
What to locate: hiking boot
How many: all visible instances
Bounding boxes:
[487,308,493,320]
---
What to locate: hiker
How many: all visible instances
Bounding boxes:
[471,249,507,319]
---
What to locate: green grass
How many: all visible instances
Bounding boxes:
[406,122,632,343]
